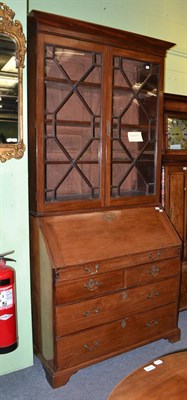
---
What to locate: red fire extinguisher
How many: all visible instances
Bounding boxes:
[0,250,18,353]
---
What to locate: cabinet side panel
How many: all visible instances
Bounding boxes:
[39,230,54,361]
[28,21,37,212]
[30,217,54,362]
[30,216,41,351]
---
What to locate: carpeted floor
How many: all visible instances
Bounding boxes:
[1,310,187,400]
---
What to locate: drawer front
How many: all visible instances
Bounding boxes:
[55,270,124,304]
[56,303,178,369]
[55,247,181,282]
[55,276,179,336]
[125,258,180,287]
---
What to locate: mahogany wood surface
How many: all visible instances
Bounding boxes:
[162,93,187,310]
[30,209,182,388]
[164,93,187,114]
[28,11,174,215]
[28,11,181,389]
[55,276,179,336]
[40,207,181,268]
[28,9,174,56]
[108,351,187,400]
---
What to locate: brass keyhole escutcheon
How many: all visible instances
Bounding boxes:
[84,278,101,291]
[148,265,160,276]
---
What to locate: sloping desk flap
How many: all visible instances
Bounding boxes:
[39,207,181,268]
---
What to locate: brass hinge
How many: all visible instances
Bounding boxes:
[54,270,59,282]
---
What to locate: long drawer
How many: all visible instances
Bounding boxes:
[55,276,179,336]
[55,303,178,369]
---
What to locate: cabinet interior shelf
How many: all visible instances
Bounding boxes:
[45,160,99,165]
[44,119,156,132]
[45,77,102,89]
[45,77,155,97]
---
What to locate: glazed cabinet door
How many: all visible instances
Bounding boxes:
[33,33,107,213]
[29,33,165,213]
[106,48,163,207]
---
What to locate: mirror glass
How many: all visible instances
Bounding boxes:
[0,2,26,162]
[0,35,18,145]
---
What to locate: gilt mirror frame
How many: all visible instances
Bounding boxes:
[0,2,26,162]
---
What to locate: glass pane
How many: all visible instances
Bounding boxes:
[111,56,159,198]
[44,44,102,202]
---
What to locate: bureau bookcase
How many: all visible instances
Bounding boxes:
[28,10,182,388]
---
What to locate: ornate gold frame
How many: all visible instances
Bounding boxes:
[0,2,26,162]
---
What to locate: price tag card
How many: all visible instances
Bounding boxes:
[128,131,143,142]
[144,364,156,372]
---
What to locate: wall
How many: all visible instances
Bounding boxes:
[0,0,186,376]
[0,0,33,375]
[29,0,187,96]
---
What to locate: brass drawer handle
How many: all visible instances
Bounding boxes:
[83,307,100,317]
[84,264,100,275]
[122,291,127,300]
[147,291,160,299]
[84,278,102,291]
[146,319,159,328]
[121,318,128,329]
[104,212,115,222]
[148,265,160,276]
[148,252,161,260]
[84,340,100,352]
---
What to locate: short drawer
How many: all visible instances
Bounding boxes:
[55,269,124,304]
[56,302,178,369]
[125,258,180,287]
[54,248,181,282]
[55,276,179,336]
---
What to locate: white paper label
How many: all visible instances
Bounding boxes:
[0,286,13,310]
[154,359,163,365]
[144,364,156,372]
[169,144,181,150]
[128,131,143,142]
